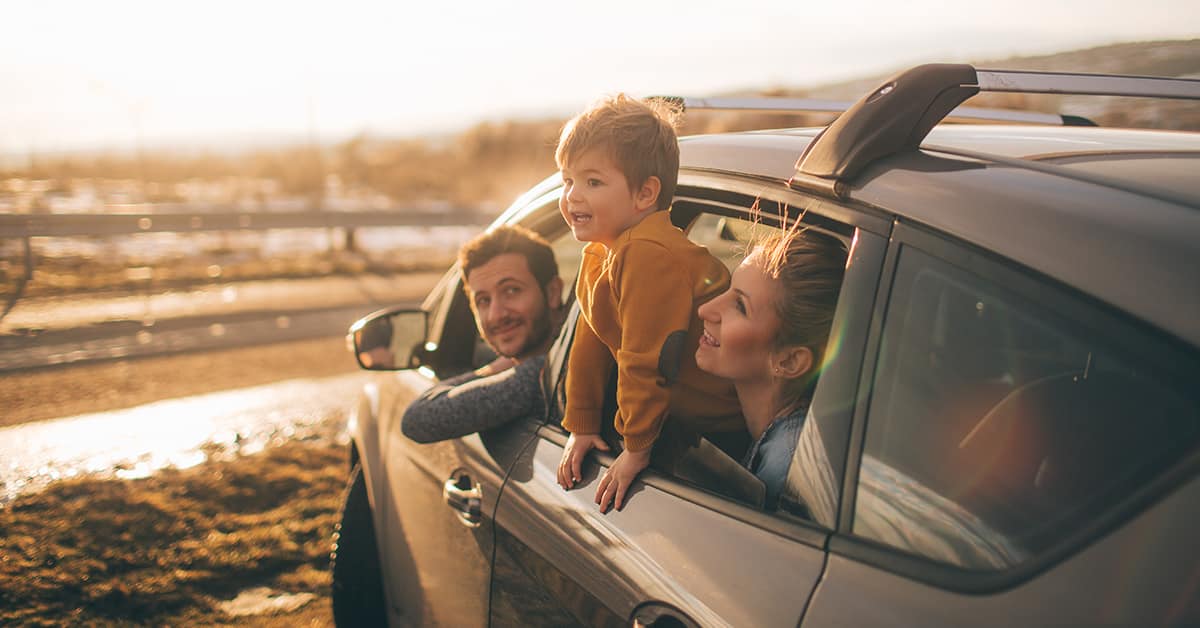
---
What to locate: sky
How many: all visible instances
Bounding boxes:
[2,0,1198,155]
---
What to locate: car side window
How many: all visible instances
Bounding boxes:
[852,245,1200,570]
[686,212,773,272]
[680,211,867,514]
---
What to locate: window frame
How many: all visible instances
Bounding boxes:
[532,174,889,543]
[831,219,1200,593]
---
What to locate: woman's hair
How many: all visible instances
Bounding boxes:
[753,224,848,404]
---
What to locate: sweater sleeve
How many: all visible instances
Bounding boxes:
[561,312,613,435]
[401,355,546,443]
[611,240,697,452]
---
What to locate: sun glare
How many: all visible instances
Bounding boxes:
[2,0,1196,153]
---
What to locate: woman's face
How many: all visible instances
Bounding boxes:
[696,252,782,383]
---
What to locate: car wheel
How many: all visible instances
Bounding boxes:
[331,464,388,627]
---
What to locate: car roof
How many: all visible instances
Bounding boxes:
[678,125,1200,349]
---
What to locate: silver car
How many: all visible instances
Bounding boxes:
[332,64,1200,627]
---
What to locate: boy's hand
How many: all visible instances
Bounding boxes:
[557,433,609,489]
[595,448,651,513]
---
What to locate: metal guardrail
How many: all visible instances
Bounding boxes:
[0,208,494,323]
[0,209,493,238]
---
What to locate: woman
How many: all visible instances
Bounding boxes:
[695,226,847,509]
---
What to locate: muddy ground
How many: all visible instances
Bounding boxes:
[0,336,366,626]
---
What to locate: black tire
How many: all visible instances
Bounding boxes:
[331,464,388,627]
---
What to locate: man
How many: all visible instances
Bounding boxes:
[459,225,565,373]
[401,225,568,443]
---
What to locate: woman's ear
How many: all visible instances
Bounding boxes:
[634,176,662,212]
[773,345,814,380]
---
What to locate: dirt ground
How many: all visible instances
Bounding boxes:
[0,263,451,625]
[0,335,376,625]
[0,437,346,626]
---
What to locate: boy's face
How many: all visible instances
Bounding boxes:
[560,149,659,248]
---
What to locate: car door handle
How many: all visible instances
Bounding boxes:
[632,602,701,628]
[443,470,482,527]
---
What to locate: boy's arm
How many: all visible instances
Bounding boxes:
[558,314,614,488]
[561,313,613,436]
[610,240,702,452]
[594,240,709,512]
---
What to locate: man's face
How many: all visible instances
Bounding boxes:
[465,252,561,360]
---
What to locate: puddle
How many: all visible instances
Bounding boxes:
[217,587,317,617]
[0,372,366,505]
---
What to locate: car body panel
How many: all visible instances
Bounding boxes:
[853,153,1200,347]
[491,429,827,628]
[364,368,539,627]
[805,475,1200,627]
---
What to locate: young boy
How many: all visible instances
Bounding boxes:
[554,94,743,512]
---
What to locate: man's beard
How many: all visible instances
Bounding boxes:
[489,301,553,360]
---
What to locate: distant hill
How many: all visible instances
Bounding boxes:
[684,39,1200,133]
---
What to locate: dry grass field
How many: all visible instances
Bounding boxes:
[0,336,369,625]
[0,439,346,626]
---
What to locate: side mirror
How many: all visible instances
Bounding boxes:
[347,308,428,371]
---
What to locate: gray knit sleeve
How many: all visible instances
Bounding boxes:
[400,354,547,443]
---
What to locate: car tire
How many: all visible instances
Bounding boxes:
[331,464,388,627]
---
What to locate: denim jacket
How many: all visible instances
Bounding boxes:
[742,400,810,509]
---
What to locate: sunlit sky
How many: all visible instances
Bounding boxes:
[2,0,1197,155]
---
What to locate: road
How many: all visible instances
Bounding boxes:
[0,303,411,371]
[0,272,443,371]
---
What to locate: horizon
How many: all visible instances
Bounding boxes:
[3,0,1199,157]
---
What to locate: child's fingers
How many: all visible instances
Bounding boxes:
[614,477,630,511]
[595,471,614,511]
[559,446,588,489]
[557,453,574,489]
[570,451,585,485]
[594,470,608,504]
[557,462,568,489]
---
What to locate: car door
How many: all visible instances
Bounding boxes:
[802,224,1200,626]
[374,190,584,627]
[487,196,890,627]
[370,267,520,627]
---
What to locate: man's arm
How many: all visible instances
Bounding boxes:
[401,354,546,443]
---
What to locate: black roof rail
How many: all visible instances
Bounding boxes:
[791,64,1200,196]
[658,95,1089,126]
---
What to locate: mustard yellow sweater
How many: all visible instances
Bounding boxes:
[562,210,742,452]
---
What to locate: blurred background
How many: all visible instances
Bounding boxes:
[0,2,1197,624]
[2,0,1198,300]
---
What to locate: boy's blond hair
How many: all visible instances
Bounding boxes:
[555,94,681,211]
